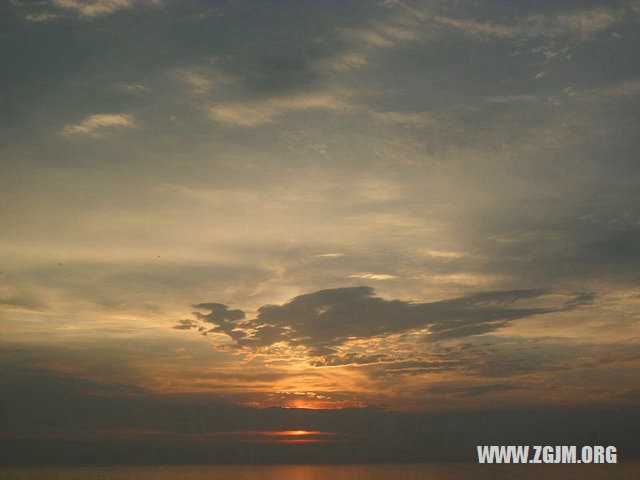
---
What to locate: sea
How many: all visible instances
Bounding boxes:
[1,463,639,480]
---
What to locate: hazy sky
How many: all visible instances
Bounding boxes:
[2,0,640,463]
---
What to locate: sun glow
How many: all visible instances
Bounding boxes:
[264,430,324,436]
[255,430,338,443]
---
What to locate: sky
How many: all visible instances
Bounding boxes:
[1,0,640,464]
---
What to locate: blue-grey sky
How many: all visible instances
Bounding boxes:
[1,0,640,463]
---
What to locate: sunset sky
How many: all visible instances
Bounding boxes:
[2,0,640,463]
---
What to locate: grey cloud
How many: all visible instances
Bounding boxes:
[185,286,591,359]
[357,339,584,380]
[192,303,249,343]
[432,6,625,40]
[171,319,197,330]
[17,0,158,19]
[193,303,245,321]
[584,227,640,267]
[0,292,47,311]
[487,224,640,289]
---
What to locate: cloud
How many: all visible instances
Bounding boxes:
[433,6,623,40]
[580,79,640,101]
[172,319,197,331]
[6,357,639,463]
[61,113,137,137]
[422,250,466,258]
[180,71,215,96]
[15,0,161,21]
[309,353,392,367]
[0,293,46,311]
[52,0,133,17]
[432,15,519,38]
[24,12,62,21]
[178,287,592,360]
[341,21,421,48]
[552,7,622,35]
[178,65,235,96]
[348,273,397,280]
[370,111,435,127]
[317,5,427,73]
[192,302,248,343]
[208,92,350,127]
[573,228,640,281]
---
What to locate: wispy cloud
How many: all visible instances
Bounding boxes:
[53,0,134,17]
[318,5,427,72]
[580,79,640,101]
[208,92,350,127]
[432,15,518,38]
[371,111,435,127]
[348,273,397,280]
[434,6,624,40]
[16,0,161,21]
[61,113,137,137]
[552,7,623,35]
[423,250,466,259]
[178,65,235,96]
[24,12,62,22]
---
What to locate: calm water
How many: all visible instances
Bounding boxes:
[1,464,639,480]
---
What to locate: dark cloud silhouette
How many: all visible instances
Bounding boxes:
[2,361,639,464]
[172,319,197,330]
[179,286,592,360]
[191,303,248,342]
[193,303,246,321]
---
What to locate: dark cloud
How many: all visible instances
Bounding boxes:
[172,319,197,330]
[355,338,591,380]
[181,286,591,360]
[499,226,640,289]
[192,302,253,344]
[0,292,46,310]
[2,361,639,464]
[583,227,640,268]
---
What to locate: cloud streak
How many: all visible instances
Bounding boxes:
[52,0,159,17]
[433,6,625,39]
[208,92,350,127]
[61,113,137,137]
